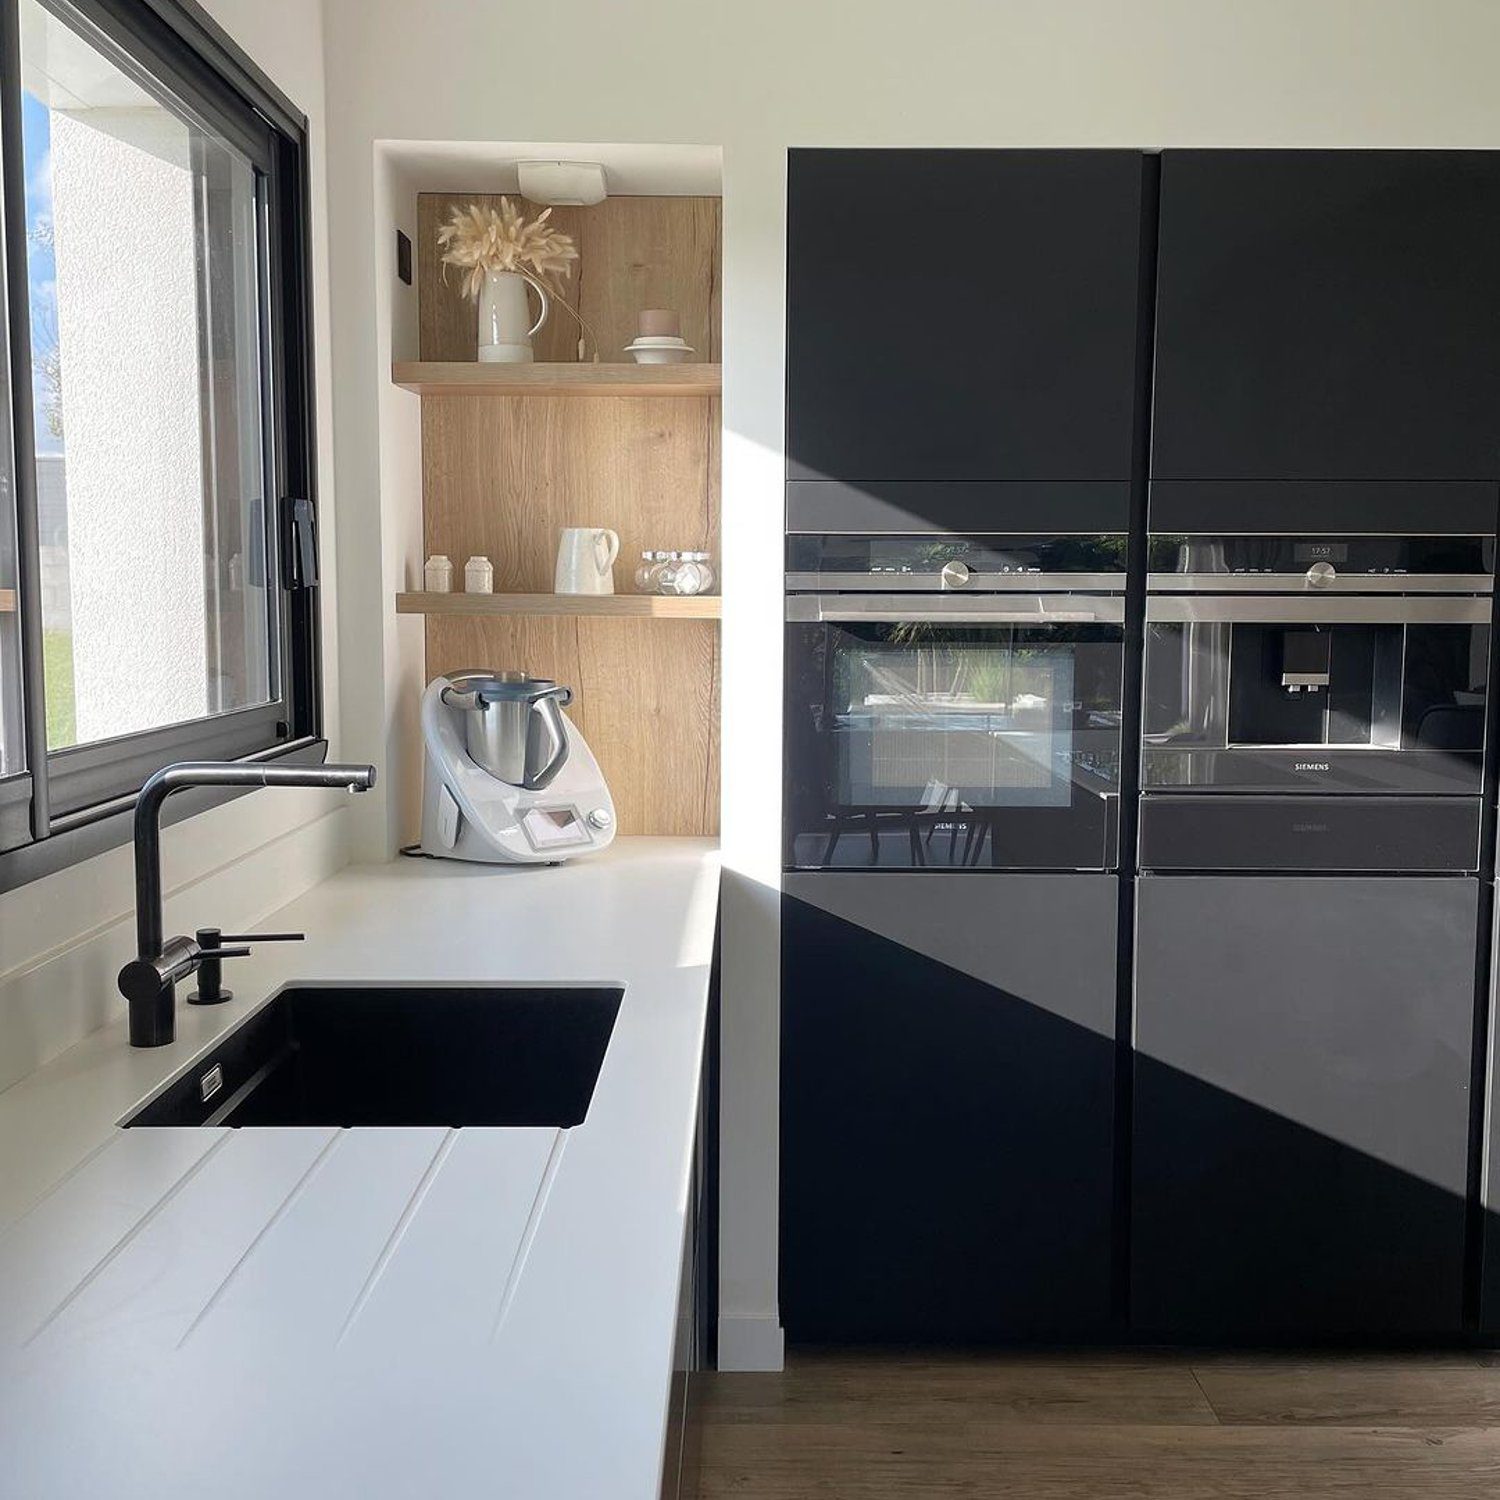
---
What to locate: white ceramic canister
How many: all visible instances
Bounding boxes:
[464,555,495,593]
[554,527,620,595]
[424,554,454,592]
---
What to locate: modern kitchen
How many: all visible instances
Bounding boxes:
[3,2,1500,1497]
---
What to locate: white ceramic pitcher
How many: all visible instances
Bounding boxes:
[477,270,549,363]
[555,527,620,594]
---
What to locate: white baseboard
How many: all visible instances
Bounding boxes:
[716,1314,785,1372]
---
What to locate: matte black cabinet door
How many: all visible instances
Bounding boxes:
[786,150,1147,486]
[1485,898,1500,1336]
[1133,875,1476,1340]
[780,872,1118,1342]
[1152,151,1500,482]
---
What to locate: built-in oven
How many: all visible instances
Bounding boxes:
[1139,532,1495,871]
[784,534,1127,870]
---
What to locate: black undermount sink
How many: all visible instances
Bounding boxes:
[124,984,623,1129]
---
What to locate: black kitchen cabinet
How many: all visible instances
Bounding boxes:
[786,149,1149,516]
[780,872,1119,1342]
[1151,151,1500,488]
[1132,875,1477,1340]
[1484,900,1500,1338]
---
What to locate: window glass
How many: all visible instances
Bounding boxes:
[0,343,22,778]
[19,0,273,750]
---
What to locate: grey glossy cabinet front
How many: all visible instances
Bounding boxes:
[1132,875,1477,1339]
[780,872,1119,1342]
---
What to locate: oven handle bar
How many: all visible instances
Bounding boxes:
[1147,571,1494,594]
[786,570,1128,593]
[1144,595,1492,625]
[785,593,1128,624]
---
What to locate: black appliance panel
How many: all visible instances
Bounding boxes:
[1138,794,1481,873]
[787,149,1147,483]
[786,480,1132,536]
[785,616,1124,870]
[1149,481,1499,537]
[1132,874,1476,1338]
[1148,533,1493,588]
[787,532,1127,589]
[781,872,1118,1342]
[1151,150,1500,482]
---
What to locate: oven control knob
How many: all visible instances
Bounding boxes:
[1305,562,1338,588]
[941,562,972,589]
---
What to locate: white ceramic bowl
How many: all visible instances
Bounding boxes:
[626,340,696,365]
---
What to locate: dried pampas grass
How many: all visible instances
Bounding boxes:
[437,200,578,301]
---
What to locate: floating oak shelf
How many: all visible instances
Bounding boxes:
[392,361,721,397]
[397,591,721,620]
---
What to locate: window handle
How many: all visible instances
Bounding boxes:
[283,496,319,589]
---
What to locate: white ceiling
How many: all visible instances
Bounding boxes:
[20,0,156,112]
[379,140,722,197]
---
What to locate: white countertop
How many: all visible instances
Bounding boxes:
[0,838,720,1500]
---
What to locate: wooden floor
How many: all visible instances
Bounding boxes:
[694,1349,1500,1497]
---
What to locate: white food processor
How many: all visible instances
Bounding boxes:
[418,669,616,863]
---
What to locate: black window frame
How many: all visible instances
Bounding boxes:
[0,0,325,891]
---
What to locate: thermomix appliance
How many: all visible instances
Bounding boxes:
[419,669,616,863]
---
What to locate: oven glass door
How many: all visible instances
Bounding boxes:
[786,618,1124,869]
[1142,598,1490,794]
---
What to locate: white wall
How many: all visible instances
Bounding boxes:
[50,107,207,742]
[317,0,1500,1369]
[0,0,347,1086]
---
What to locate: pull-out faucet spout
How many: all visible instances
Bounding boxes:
[118,760,376,1047]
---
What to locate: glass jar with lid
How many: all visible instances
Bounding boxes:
[635,550,666,591]
[665,551,716,596]
[684,552,716,594]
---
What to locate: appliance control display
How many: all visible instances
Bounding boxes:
[522,805,594,851]
[787,533,1128,578]
[1294,541,1349,564]
[1147,533,1491,578]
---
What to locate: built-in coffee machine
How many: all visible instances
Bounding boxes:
[1139,531,1493,869]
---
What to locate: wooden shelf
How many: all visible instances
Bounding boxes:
[392,361,721,397]
[396,591,721,619]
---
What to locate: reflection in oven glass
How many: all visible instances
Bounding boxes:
[1140,618,1490,794]
[784,618,1125,868]
[834,640,1074,808]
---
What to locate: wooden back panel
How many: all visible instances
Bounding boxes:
[413,194,722,837]
[425,615,720,837]
[417,194,721,362]
[420,393,719,592]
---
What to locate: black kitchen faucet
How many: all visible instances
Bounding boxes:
[116,760,376,1047]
